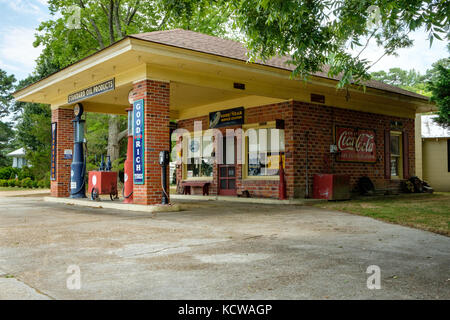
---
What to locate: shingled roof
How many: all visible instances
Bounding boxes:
[130,29,428,101]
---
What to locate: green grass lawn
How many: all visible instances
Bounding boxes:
[312,192,450,236]
[0,187,23,191]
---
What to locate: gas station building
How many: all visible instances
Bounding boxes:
[13,29,434,205]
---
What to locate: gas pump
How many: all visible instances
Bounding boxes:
[159,150,170,205]
[123,107,134,203]
[70,103,87,198]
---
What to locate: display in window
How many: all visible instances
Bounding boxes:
[246,128,285,177]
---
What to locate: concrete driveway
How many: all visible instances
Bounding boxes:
[0,196,448,299]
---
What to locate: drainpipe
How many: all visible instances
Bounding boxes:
[305,131,309,198]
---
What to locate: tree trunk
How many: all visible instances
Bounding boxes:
[107,115,120,162]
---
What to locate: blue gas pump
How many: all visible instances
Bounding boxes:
[70,103,87,198]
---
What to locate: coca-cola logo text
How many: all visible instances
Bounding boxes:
[336,126,376,162]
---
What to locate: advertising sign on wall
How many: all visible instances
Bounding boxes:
[133,99,145,184]
[209,107,244,128]
[335,126,376,163]
[51,122,57,180]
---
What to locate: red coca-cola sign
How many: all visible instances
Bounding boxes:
[336,126,376,162]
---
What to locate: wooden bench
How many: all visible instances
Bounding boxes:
[181,181,211,196]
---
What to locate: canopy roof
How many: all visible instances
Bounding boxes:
[130,29,428,101]
[13,29,434,120]
[6,147,26,157]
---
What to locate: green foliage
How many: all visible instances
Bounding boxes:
[0,69,16,117]
[226,0,449,87]
[7,179,16,187]
[38,180,47,188]
[21,178,33,188]
[112,157,124,172]
[15,99,52,181]
[0,167,19,180]
[0,120,14,167]
[17,167,35,181]
[371,68,431,96]
[429,65,450,128]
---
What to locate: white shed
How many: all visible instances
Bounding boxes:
[6,148,28,168]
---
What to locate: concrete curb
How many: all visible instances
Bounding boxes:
[43,197,182,213]
[170,194,325,205]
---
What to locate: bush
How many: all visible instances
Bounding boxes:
[37,180,45,188]
[0,167,19,180]
[22,178,33,188]
[0,179,8,187]
[32,181,38,188]
[42,178,50,189]
[15,180,22,188]
[7,179,16,187]
[18,167,35,181]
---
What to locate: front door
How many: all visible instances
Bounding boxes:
[218,136,237,196]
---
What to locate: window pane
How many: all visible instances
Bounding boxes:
[390,135,400,155]
[246,128,285,177]
[202,135,213,157]
[225,136,234,164]
[391,157,399,176]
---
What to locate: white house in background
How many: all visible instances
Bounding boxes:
[415,114,450,191]
[6,148,28,168]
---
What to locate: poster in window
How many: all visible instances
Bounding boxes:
[335,126,376,163]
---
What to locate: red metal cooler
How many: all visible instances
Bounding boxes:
[88,171,118,201]
[313,174,351,200]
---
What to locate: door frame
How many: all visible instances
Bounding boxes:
[218,136,237,196]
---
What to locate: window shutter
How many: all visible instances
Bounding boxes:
[384,130,391,179]
[402,132,409,179]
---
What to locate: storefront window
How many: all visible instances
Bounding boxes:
[185,135,213,178]
[390,132,402,177]
[247,128,285,177]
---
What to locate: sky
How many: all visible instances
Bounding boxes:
[0,0,448,82]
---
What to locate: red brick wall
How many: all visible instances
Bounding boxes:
[51,108,74,197]
[132,79,171,205]
[292,101,415,197]
[175,100,415,199]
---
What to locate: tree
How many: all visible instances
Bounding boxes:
[0,69,16,118]
[429,64,450,128]
[0,69,17,167]
[0,121,14,167]
[223,0,449,88]
[34,0,232,162]
[371,68,430,96]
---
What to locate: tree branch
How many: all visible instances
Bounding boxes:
[108,0,115,44]
[78,0,105,49]
[126,0,140,26]
[113,0,124,38]
[118,129,128,141]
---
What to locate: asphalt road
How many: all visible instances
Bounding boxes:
[0,196,448,299]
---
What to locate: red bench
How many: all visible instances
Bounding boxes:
[181,181,211,196]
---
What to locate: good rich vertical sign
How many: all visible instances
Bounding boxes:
[51,122,57,180]
[133,99,145,184]
[335,126,376,163]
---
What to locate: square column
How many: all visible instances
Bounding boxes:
[51,108,74,197]
[132,79,170,205]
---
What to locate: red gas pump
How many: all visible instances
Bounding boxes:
[123,106,134,203]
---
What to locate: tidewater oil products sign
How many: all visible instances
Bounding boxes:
[133,99,145,184]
